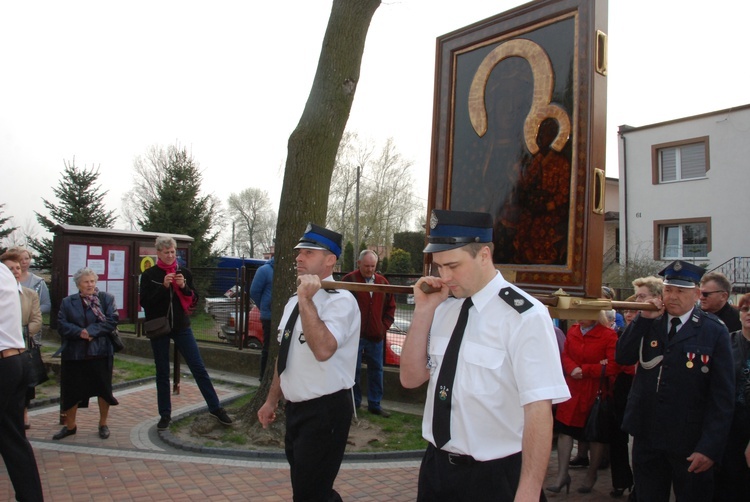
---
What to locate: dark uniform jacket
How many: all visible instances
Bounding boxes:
[139,265,198,331]
[615,307,734,462]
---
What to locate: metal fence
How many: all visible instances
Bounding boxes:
[190,266,419,367]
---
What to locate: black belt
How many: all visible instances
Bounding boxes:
[447,452,477,465]
[434,446,478,465]
[435,445,520,466]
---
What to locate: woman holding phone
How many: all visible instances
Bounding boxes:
[139,235,232,430]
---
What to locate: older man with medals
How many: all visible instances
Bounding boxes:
[616,260,734,501]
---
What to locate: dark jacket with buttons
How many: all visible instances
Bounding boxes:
[616,307,734,461]
[57,291,117,360]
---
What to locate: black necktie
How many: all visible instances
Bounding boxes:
[433,297,473,449]
[668,317,681,341]
[277,303,300,375]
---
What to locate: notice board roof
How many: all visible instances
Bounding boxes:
[52,224,194,242]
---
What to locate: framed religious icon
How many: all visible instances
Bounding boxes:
[426,0,608,297]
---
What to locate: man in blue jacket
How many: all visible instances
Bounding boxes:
[616,260,734,501]
[250,256,274,380]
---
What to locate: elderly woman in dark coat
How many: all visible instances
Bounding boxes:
[54,267,118,440]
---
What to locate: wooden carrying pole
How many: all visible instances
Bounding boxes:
[318,280,423,295]
[314,280,659,317]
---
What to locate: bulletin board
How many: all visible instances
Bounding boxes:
[66,242,130,319]
[50,224,194,327]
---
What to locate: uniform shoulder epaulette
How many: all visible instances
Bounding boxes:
[498,286,533,314]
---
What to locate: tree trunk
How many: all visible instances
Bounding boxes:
[235,0,381,430]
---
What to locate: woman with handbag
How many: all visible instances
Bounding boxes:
[547,318,619,495]
[54,267,119,440]
[139,236,232,431]
[1,251,44,430]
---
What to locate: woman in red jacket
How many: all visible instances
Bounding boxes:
[547,318,619,495]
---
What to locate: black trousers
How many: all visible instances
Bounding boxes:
[610,372,634,490]
[0,352,44,501]
[285,388,353,502]
[259,319,272,379]
[632,438,714,502]
[417,444,546,502]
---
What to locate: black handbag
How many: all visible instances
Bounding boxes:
[144,291,173,339]
[109,328,125,353]
[144,316,171,339]
[26,344,49,387]
[583,364,613,443]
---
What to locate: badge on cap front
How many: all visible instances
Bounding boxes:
[674,262,682,271]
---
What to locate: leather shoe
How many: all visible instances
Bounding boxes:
[53,426,77,440]
[98,425,110,439]
[368,408,391,418]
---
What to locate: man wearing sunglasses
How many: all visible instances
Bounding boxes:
[616,260,734,501]
[699,271,741,333]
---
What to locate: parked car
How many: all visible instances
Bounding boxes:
[220,305,264,349]
[385,320,409,366]
[204,285,244,324]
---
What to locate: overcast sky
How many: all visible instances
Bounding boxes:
[1,0,747,246]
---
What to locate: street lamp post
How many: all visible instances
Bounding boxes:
[354,165,360,270]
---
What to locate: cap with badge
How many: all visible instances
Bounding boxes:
[658,260,706,288]
[423,209,493,253]
[294,223,343,258]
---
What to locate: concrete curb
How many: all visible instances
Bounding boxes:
[35,344,426,462]
[157,393,425,462]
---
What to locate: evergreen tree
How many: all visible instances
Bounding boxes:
[393,230,425,274]
[0,204,18,248]
[342,241,354,273]
[29,159,117,268]
[387,248,412,274]
[136,146,222,267]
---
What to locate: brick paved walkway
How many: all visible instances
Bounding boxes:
[2,374,621,501]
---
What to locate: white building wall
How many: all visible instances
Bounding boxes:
[619,105,750,269]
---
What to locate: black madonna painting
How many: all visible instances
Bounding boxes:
[428,0,608,297]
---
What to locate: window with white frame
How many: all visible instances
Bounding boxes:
[657,220,709,259]
[655,139,708,183]
[659,143,706,183]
